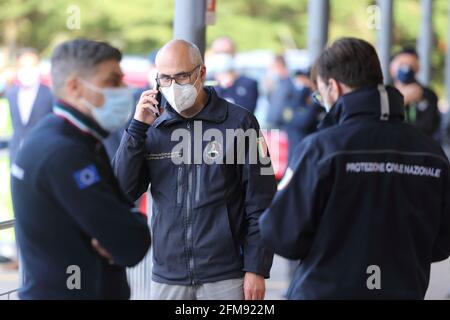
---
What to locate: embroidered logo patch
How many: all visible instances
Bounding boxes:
[11,163,25,180]
[277,167,294,191]
[73,164,100,189]
[204,140,222,162]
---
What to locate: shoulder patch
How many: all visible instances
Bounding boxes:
[11,163,25,180]
[277,167,294,191]
[73,164,101,189]
[257,136,269,159]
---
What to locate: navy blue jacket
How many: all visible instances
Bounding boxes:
[260,85,450,299]
[11,102,151,299]
[214,76,259,114]
[6,83,54,163]
[113,87,276,285]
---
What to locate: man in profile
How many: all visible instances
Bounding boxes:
[11,39,151,299]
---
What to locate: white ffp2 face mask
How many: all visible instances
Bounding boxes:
[160,74,200,114]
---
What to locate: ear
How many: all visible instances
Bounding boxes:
[200,65,207,81]
[66,75,82,98]
[328,78,341,101]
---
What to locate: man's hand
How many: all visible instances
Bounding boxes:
[397,83,423,105]
[134,88,163,125]
[243,272,266,300]
[91,238,114,265]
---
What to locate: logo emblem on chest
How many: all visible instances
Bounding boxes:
[204,140,222,162]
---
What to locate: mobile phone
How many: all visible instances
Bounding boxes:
[154,84,162,117]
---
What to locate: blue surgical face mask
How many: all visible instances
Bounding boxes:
[396,64,416,84]
[80,80,134,132]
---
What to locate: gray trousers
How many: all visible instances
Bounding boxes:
[150,278,244,300]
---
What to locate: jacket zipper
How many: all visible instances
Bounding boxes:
[177,166,183,205]
[195,164,201,203]
[185,121,197,285]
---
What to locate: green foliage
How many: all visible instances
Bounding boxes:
[0,0,448,92]
[0,0,448,55]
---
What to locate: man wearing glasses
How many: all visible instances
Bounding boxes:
[113,39,276,300]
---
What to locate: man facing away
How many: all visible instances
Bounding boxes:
[260,37,450,299]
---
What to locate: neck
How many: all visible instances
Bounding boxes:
[179,87,208,118]
[59,96,93,119]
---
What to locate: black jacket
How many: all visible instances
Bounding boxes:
[259,85,450,299]
[11,101,151,299]
[113,87,276,285]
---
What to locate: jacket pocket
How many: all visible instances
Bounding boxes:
[151,206,160,264]
[216,203,240,259]
[176,166,183,206]
[195,165,201,203]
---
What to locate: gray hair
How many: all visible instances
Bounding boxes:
[50,39,122,97]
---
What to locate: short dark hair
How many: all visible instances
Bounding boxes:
[391,46,419,61]
[295,67,311,78]
[50,38,122,97]
[313,37,384,89]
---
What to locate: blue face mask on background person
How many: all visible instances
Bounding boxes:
[396,64,416,85]
[80,79,134,132]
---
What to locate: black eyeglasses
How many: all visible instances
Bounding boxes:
[156,65,201,87]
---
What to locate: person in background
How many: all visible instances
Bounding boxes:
[0,48,53,271]
[284,68,325,162]
[265,55,297,130]
[390,47,441,141]
[6,48,54,165]
[210,36,259,114]
[11,39,151,299]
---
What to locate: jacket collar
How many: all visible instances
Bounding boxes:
[153,86,228,128]
[318,85,405,130]
[53,100,109,141]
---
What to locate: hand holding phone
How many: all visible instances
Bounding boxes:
[133,87,162,125]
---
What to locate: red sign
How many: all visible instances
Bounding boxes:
[205,0,216,25]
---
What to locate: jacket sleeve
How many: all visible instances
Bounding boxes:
[112,119,151,201]
[259,138,331,260]
[432,164,450,262]
[43,145,151,267]
[240,114,277,278]
[418,87,441,137]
